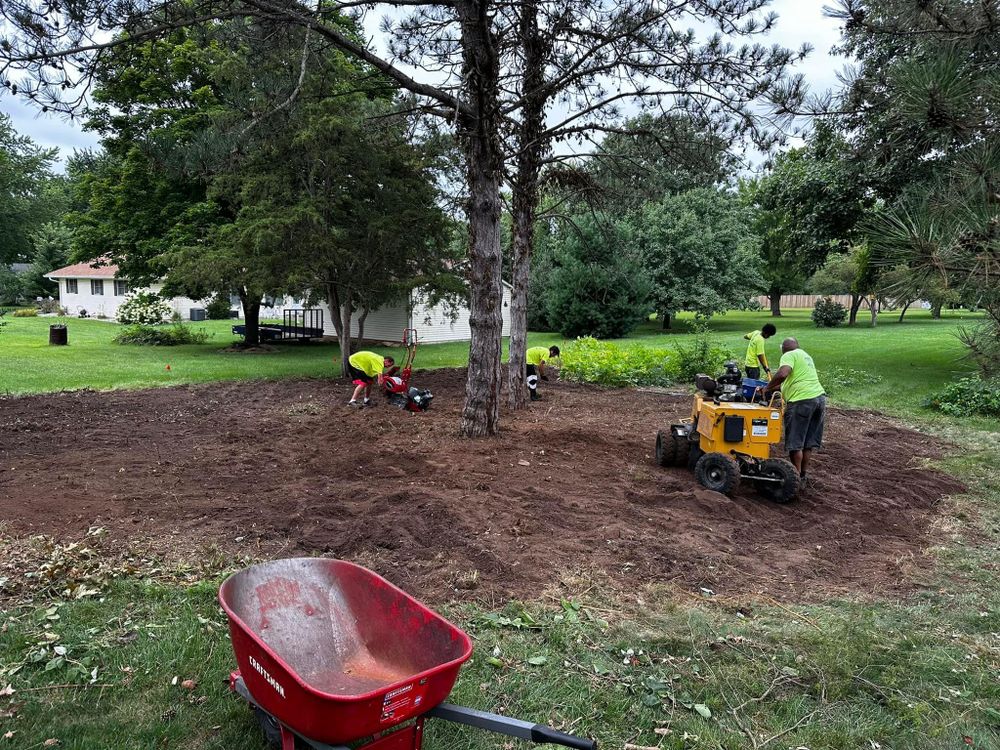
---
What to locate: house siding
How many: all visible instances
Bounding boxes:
[55,278,238,321]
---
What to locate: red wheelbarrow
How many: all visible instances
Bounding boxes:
[220,559,597,750]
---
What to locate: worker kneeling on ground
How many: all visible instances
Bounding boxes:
[347,351,394,408]
[525,345,560,401]
[743,323,776,379]
[763,338,826,488]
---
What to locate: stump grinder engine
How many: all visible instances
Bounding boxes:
[383,328,433,413]
[654,361,800,503]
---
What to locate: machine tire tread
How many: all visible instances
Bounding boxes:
[754,459,799,503]
[694,452,741,495]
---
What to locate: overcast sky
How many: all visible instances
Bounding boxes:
[0,0,847,165]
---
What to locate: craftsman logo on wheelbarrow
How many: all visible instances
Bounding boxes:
[220,558,597,750]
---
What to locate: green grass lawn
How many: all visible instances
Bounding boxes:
[0,310,984,425]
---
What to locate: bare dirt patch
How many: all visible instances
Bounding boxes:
[0,371,964,603]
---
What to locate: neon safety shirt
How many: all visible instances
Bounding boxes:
[778,349,826,403]
[526,346,550,366]
[348,351,385,377]
[744,330,767,370]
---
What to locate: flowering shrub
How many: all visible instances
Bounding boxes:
[116,291,171,325]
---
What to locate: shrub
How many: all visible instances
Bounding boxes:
[811,296,847,327]
[117,291,172,325]
[672,322,732,382]
[561,337,675,388]
[12,308,38,317]
[36,298,64,314]
[206,294,233,320]
[924,376,1000,418]
[114,324,210,346]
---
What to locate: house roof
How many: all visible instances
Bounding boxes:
[45,260,119,279]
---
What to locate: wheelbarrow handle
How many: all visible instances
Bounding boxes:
[428,703,596,750]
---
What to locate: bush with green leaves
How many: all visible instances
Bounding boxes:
[924,377,1000,418]
[811,296,847,327]
[205,294,233,320]
[12,308,38,317]
[116,291,172,325]
[672,323,733,382]
[560,337,676,387]
[113,324,209,346]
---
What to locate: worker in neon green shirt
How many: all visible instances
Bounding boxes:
[743,323,776,379]
[347,350,394,408]
[763,338,826,488]
[525,345,560,401]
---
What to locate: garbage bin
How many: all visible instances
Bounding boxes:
[49,324,68,346]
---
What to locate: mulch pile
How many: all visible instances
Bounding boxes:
[0,370,965,603]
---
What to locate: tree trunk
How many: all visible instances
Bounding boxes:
[505,0,546,411]
[357,307,369,345]
[325,284,353,376]
[768,287,782,317]
[661,312,671,330]
[457,0,504,436]
[849,294,864,326]
[898,300,912,322]
[238,289,261,347]
[931,300,943,318]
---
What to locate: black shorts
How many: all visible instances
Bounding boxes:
[745,366,761,379]
[348,364,374,385]
[526,364,538,376]
[783,395,826,452]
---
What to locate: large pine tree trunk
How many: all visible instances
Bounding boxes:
[769,287,782,317]
[506,0,545,411]
[238,290,261,347]
[931,299,943,318]
[458,0,504,437]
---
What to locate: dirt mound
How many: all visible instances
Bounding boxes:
[0,371,964,602]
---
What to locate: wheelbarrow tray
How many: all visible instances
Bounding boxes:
[219,558,472,744]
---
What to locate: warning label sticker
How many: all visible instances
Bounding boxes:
[751,418,769,437]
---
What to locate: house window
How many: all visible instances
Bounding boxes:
[66,279,78,294]
[114,280,129,296]
[91,280,104,295]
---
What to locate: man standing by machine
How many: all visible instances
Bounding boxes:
[763,338,826,488]
[525,345,560,402]
[347,351,394,408]
[743,323,777,379]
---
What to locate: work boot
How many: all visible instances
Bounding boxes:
[530,391,542,401]
[348,400,362,408]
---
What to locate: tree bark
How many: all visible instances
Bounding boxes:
[849,294,864,326]
[238,289,261,347]
[931,299,943,318]
[457,0,504,436]
[898,300,912,322]
[357,307,369,345]
[769,287,782,317]
[506,0,546,411]
[661,312,671,330]
[325,284,353,376]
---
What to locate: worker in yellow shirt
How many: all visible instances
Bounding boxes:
[525,345,560,401]
[743,323,776,379]
[763,338,826,488]
[347,350,394,408]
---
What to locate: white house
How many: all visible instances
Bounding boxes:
[260,285,512,344]
[46,261,512,344]
[44,262,231,320]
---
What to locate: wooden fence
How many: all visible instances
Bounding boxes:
[754,294,853,309]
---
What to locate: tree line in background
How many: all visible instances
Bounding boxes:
[1,0,996,434]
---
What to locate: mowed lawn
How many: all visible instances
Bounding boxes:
[0,309,984,421]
